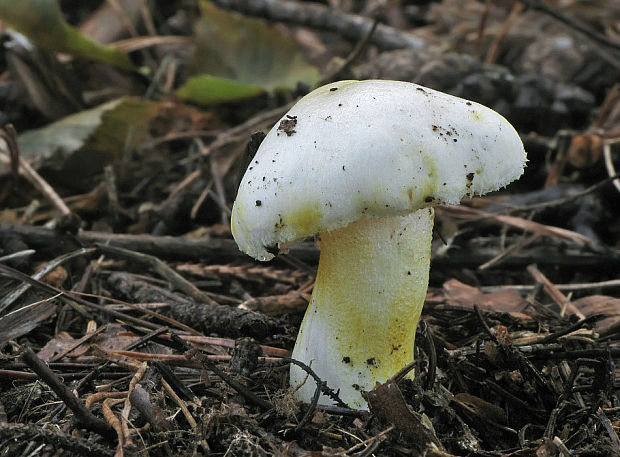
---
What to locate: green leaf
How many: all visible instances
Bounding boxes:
[0,0,134,70]
[18,97,161,181]
[177,74,265,105]
[177,0,320,104]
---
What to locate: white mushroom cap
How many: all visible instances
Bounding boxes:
[232,80,526,261]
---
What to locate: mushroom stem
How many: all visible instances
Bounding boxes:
[290,207,434,409]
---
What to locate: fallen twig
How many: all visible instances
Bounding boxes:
[211,0,425,51]
[7,224,617,269]
[0,247,95,314]
[481,278,620,293]
[526,264,586,319]
[439,206,592,245]
[519,0,620,52]
[0,262,167,331]
[529,315,601,345]
[177,334,274,411]
[95,243,219,305]
[2,224,242,262]
[20,346,116,440]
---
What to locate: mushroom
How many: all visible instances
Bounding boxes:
[231,80,526,409]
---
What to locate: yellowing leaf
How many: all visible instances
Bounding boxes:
[177,1,320,104]
[18,97,160,183]
[0,0,134,70]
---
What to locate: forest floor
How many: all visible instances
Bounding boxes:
[0,0,619,456]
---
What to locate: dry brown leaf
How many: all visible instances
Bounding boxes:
[536,438,557,457]
[572,295,620,335]
[36,265,68,288]
[452,392,506,425]
[364,379,444,450]
[442,279,528,314]
[38,331,76,361]
[91,323,140,352]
